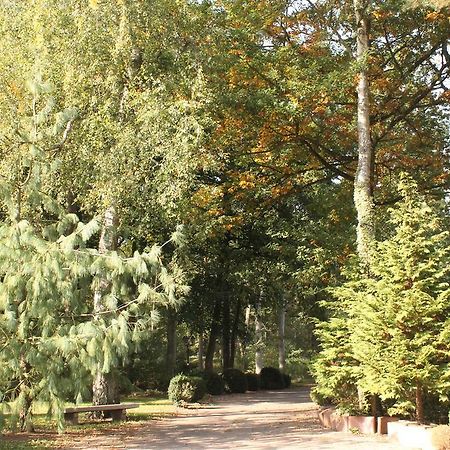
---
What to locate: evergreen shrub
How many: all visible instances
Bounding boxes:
[205,372,225,395]
[310,389,333,407]
[222,368,248,393]
[245,372,260,391]
[260,367,285,390]
[168,374,206,404]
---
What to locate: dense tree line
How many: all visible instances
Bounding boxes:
[0,0,449,429]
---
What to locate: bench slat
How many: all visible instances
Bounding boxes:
[64,403,139,414]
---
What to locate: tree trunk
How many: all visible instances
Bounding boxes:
[18,357,34,432]
[222,286,232,371]
[197,334,204,371]
[255,303,264,374]
[205,296,221,372]
[353,1,380,415]
[416,384,425,423]
[166,307,177,379]
[92,206,118,410]
[353,0,375,268]
[230,299,242,368]
[241,305,251,371]
[245,305,251,327]
[278,307,286,372]
[18,388,33,432]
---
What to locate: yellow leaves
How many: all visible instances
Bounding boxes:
[192,186,223,209]
[238,173,256,190]
[8,82,22,100]
[372,9,390,20]
[88,0,99,9]
[208,208,224,216]
[329,209,339,224]
[271,181,293,198]
[287,94,299,108]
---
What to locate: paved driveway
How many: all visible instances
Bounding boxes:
[66,387,408,449]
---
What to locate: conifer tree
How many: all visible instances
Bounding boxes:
[315,176,450,421]
[348,176,450,421]
[0,79,188,431]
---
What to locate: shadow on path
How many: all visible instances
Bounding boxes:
[67,387,405,450]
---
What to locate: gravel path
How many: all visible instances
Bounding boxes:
[66,387,407,449]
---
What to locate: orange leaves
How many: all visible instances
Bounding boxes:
[440,90,450,103]
[271,180,293,198]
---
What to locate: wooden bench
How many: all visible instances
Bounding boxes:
[64,403,139,424]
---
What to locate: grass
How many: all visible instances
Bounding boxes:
[0,393,176,449]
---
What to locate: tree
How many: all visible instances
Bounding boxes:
[0,80,188,431]
[353,0,375,267]
[314,176,450,421]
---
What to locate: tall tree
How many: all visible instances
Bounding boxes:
[353,0,375,267]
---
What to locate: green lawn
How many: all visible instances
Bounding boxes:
[0,393,176,449]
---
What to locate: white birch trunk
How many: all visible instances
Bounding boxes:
[278,307,286,372]
[353,0,375,268]
[255,303,264,374]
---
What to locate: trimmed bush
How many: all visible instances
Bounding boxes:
[222,368,248,393]
[168,374,206,404]
[245,372,260,391]
[204,371,225,395]
[310,388,333,406]
[260,367,285,390]
[282,373,292,388]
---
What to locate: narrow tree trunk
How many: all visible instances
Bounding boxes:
[18,388,33,432]
[92,206,118,410]
[353,0,375,268]
[278,307,286,372]
[197,334,204,371]
[230,299,242,368]
[255,303,264,374]
[222,287,232,371]
[166,307,177,379]
[245,305,251,327]
[18,357,34,432]
[205,296,221,372]
[241,305,251,371]
[416,384,425,423]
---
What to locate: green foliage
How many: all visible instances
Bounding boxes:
[314,176,450,419]
[0,82,189,431]
[167,374,206,404]
[260,367,285,390]
[222,369,248,394]
[311,316,362,413]
[282,373,291,388]
[245,372,260,391]
[285,349,311,382]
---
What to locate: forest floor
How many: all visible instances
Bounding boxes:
[0,386,410,450]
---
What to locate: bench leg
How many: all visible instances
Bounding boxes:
[110,409,126,422]
[64,412,79,425]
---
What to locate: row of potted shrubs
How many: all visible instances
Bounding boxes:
[168,367,292,404]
